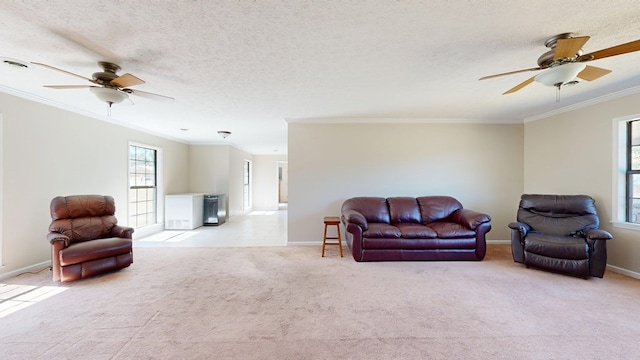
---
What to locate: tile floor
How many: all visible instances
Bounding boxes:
[134,208,288,248]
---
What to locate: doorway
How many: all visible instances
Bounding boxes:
[277,161,288,207]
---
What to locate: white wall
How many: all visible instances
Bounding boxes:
[253,155,287,210]
[0,92,189,276]
[287,122,524,244]
[189,145,230,194]
[188,146,283,216]
[524,91,640,274]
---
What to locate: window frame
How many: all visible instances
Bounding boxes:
[128,142,162,230]
[612,114,640,231]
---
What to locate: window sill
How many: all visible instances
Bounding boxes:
[611,221,640,231]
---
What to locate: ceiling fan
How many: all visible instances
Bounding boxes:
[479,33,640,95]
[32,61,174,111]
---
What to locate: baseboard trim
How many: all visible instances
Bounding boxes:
[487,240,510,245]
[606,264,640,280]
[488,240,640,279]
[287,241,347,246]
[0,260,51,281]
[3,246,638,281]
[290,240,511,247]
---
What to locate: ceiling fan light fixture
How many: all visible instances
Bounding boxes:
[89,87,129,104]
[534,62,586,87]
[217,130,231,139]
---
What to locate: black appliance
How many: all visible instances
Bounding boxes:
[203,194,227,226]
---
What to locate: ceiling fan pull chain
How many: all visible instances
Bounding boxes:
[555,85,561,102]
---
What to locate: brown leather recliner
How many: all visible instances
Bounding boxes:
[509,194,612,278]
[47,195,134,282]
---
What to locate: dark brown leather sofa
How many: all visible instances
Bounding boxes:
[341,196,491,262]
[508,194,613,278]
[48,195,134,282]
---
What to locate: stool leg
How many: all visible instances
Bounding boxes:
[322,224,328,257]
[337,224,343,257]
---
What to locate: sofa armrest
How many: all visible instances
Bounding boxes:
[584,229,613,241]
[47,232,71,247]
[342,209,368,231]
[112,225,135,239]
[451,209,491,230]
[508,221,531,237]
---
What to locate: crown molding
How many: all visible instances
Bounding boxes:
[524,85,640,123]
[286,117,521,124]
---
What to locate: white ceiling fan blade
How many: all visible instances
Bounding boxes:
[44,85,95,89]
[479,67,542,80]
[32,62,94,82]
[127,88,174,103]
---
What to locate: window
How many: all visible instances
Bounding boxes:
[613,115,640,230]
[129,144,157,228]
[243,159,252,211]
[626,120,640,223]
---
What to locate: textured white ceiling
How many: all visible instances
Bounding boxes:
[1,0,640,154]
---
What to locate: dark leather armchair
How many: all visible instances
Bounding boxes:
[48,195,134,282]
[509,194,612,278]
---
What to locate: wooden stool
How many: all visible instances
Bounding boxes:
[322,216,343,257]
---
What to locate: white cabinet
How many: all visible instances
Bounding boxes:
[165,193,204,230]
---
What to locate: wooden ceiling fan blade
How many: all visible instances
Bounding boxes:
[479,67,542,80]
[583,39,640,60]
[128,89,174,103]
[111,73,145,88]
[577,65,612,81]
[503,77,535,95]
[554,36,590,60]
[44,85,95,89]
[32,62,93,82]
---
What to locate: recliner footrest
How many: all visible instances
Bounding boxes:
[59,237,132,266]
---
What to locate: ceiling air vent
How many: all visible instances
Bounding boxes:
[1,58,30,69]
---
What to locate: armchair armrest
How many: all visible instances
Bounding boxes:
[47,232,71,247]
[508,221,531,237]
[111,225,135,239]
[584,229,613,241]
[341,209,368,231]
[451,209,491,230]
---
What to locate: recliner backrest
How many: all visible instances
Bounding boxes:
[517,194,599,236]
[49,195,118,243]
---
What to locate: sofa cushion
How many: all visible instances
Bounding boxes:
[417,196,463,224]
[388,197,422,224]
[363,223,401,238]
[524,233,588,260]
[428,222,475,238]
[59,237,132,266]
[362,237,477,250]
[395,223,437,238]
[341,197,391,223]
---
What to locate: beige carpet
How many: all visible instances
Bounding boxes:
[1,245,639,360]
